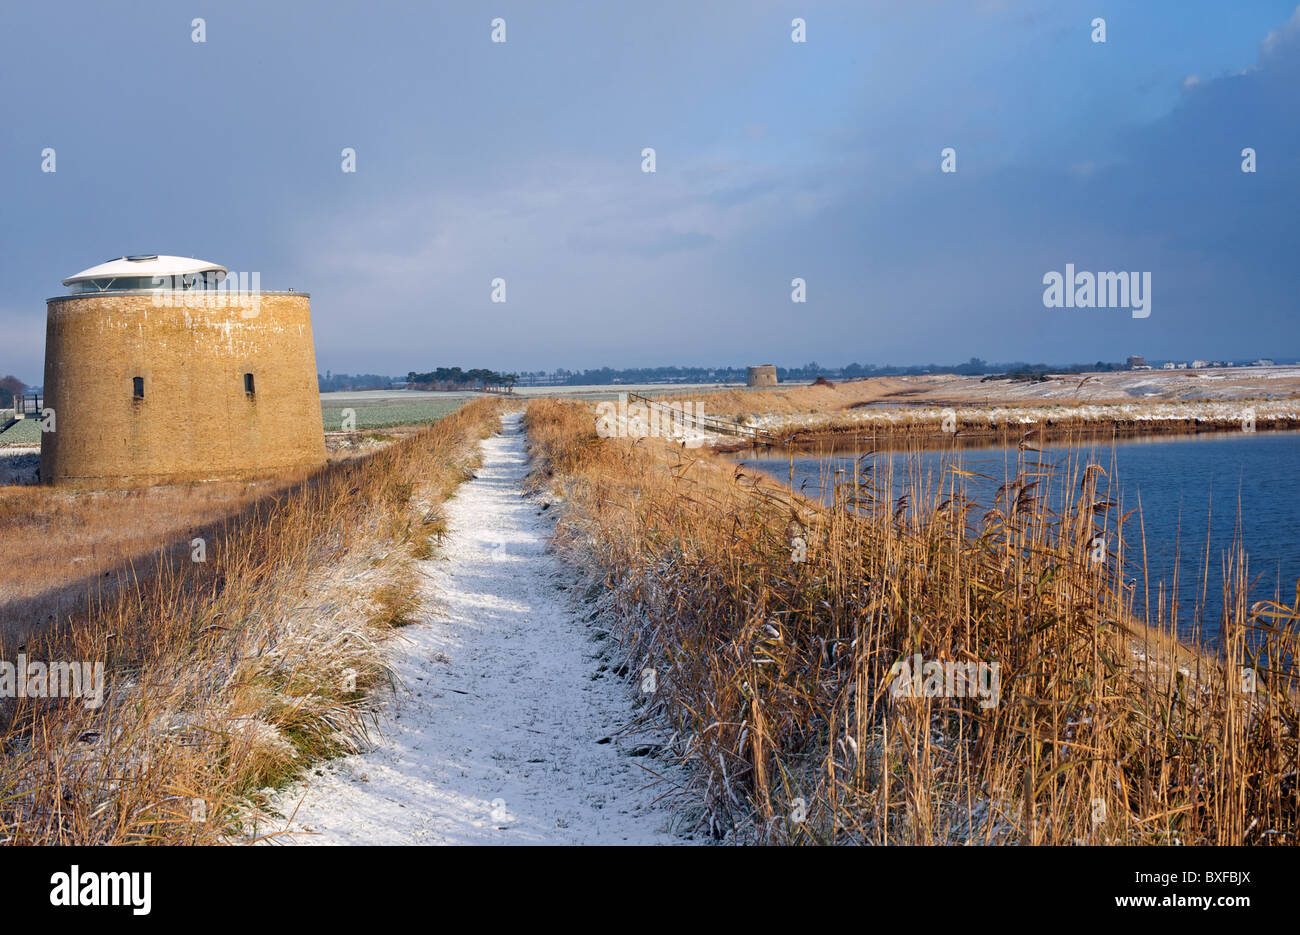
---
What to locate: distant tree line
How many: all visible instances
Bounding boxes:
[406,367,518,391]
[318,371,397,392]
[511,359,1129,386]
[0,375,27,407]
[318,358,1142,395]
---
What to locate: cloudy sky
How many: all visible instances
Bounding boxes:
[1,1,1297,380]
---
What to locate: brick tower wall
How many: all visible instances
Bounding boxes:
[746,365,778,387]
[40,292,327,486]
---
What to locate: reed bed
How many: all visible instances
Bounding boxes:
[651,388,1299,448]
[0,398,501,844]
[649,370,1300,425]
[526,397,1299,844]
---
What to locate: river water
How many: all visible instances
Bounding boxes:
[737,430,1300,642]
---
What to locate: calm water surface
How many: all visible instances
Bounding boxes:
[738,431,1300,641]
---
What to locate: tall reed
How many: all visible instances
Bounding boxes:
[526,398,1299,844]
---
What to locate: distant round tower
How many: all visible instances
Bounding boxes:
[41,255,327,486]
[746,364,779,387]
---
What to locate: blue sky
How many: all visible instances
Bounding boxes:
[1,1,1296,379]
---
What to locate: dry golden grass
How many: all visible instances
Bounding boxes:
[526,397,1300,845]
[0,478,299,640]
[640,373,1300,452]
[0,438,434,641]
[648,370,1300,424]
[646,385,1299,449]
[0,398,502,844]
[656,377,926,419]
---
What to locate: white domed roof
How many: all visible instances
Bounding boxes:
[62,255,227,287]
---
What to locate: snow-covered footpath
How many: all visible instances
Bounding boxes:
[269,412,687,845]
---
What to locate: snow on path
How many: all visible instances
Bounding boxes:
[271,412,686,845]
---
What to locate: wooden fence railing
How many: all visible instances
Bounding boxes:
[626,392,779,445]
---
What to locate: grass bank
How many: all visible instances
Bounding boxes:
[525,397,1299,845]
[0,397,502,844]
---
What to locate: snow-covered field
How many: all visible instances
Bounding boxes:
[269,413,690,845]
[740,397,1300,435]
[928,366,1300,403]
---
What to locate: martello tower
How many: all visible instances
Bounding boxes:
[41,255,327,486]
